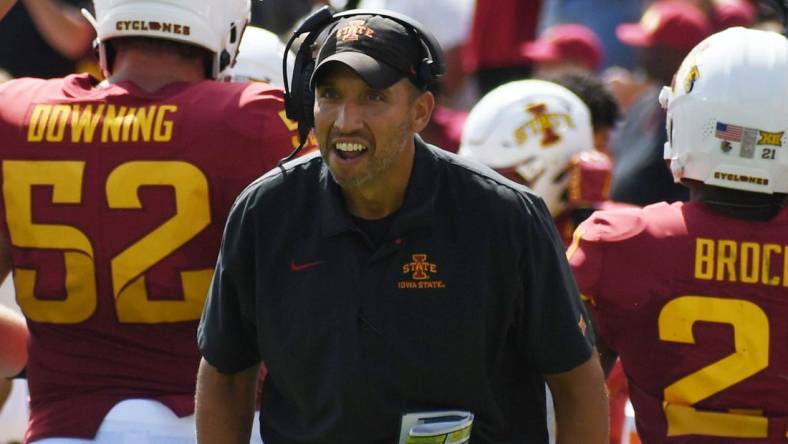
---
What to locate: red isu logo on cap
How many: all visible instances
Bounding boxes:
[336,20,375,42]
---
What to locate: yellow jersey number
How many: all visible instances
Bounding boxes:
[3,160,212,324]
[658,295,770,438]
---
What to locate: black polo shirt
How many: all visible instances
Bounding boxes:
[198,139,593,444]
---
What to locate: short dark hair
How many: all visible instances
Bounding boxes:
[541,70,620,131]
[108,37,213,77]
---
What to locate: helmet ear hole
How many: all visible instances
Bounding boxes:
[230,23,238,44]
[667,118,673,146]
[219,50,232,72]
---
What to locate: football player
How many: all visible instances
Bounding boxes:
[569,27,788,443]
[459,79,618,245]
[0,0,300,442]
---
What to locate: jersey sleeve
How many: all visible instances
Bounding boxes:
[198,190,261,374]
[516,195,594,374]
[567,207,646,308]
[566,223,604,308]
[233,83,304,172]
[567,207,649,353]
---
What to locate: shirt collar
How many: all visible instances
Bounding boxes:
[319,137,440,238]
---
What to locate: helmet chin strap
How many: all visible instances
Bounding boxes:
[701,199,785,209]
[690,180,787,221]
[700,198,785,222]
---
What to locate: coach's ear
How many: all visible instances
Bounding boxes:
[411,89,435,134]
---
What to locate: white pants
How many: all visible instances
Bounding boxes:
[0,379,29,444]
[545,383,556,444]
[32,399,264,444]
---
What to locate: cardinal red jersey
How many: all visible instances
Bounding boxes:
[0,73,300,442]
[569,201,788,443]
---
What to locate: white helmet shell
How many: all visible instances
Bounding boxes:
[89,0,251,78]
[223,26,293,87]
[661,27,788,194]
[459,79,593,216]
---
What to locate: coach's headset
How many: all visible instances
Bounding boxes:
[279,6,446,164]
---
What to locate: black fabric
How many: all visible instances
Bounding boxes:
[198,139,593,444]
[609,85,689,205]
[251,0,314,36]
[352,211,399,247]
[0,1,88,78]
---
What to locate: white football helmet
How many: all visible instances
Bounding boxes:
[223,26,294,87]
[660,27,788,194]
[87,0,251,78]
[459,79,593,216]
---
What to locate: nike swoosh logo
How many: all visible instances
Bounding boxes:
[290,260,324,272]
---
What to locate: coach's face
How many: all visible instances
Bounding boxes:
[314,63,433,190]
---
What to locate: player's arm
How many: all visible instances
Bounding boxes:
[544,351,609,444]
[20,0,94,59]
[0,304,26,378]
[0,0,16,20]
[195,359,259,444]
[0,232,25,379]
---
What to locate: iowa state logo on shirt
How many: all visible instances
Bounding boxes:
[398,254,446,289]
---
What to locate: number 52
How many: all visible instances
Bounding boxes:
[3,160,213,324]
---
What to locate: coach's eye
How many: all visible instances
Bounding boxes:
[366,90,386,102]
[316,87,339,100]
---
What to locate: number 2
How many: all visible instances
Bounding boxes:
[3,160,212,324]
[658,295,769,438]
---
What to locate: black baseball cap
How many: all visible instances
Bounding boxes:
[311,15,425,90]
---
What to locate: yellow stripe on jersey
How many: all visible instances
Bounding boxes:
[566,226,585,260]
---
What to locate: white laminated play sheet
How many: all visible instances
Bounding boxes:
[398,410,474,444]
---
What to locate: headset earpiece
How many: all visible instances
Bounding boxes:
[417,59,434,90]
[283,6,334,125]
[300,60,316,137]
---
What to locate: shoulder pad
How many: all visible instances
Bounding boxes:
[578,206,649,243]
